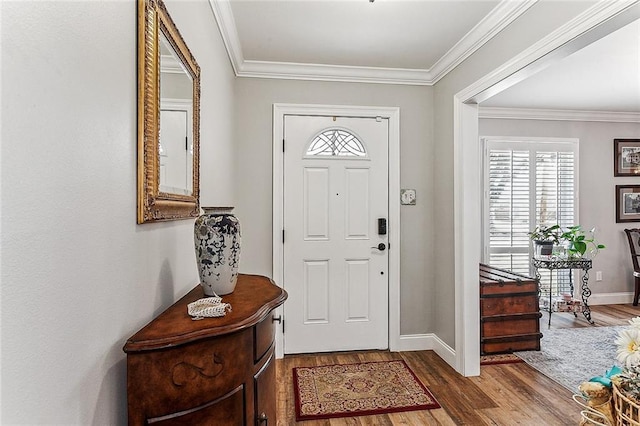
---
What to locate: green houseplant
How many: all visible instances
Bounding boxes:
[529,224,605,258]
[528,224,561,256]
[560,225,606,258]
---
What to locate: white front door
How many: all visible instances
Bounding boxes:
[283,115,389,354]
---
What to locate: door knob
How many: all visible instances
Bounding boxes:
[371,243,386,251]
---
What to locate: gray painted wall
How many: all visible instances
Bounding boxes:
[233,78,434,335]
[432,1,599,347]
[1,0,621,420]
[480,118,640,296]
[1,0,236,422]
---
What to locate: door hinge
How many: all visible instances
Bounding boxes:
[283,138,285,153]
[185,136,188,150]
[282,229,285,243]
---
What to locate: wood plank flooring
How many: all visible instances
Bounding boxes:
[276,304,640,425]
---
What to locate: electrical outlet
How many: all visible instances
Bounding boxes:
[596,271,603,281]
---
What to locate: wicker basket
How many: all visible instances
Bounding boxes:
[573,394,613,425]
[613,381,640,426]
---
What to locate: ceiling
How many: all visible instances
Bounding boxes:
[212,0,640,113]
[481,19,640,112]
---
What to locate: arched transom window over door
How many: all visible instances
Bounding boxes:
[306,128,367,158]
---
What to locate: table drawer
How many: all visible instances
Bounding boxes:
[127,329,252,419]
[254,312,275,364]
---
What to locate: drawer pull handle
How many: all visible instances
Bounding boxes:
[272,316,282,324]
[258,412,268,425]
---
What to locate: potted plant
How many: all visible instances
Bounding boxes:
[528,224,561,256]
[560,225,606,259]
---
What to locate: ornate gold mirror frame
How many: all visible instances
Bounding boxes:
[137,0,200,223]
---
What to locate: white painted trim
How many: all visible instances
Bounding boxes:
[394,334,456,367]
[395,334,456,367]
[272,104,401,357]
[480,135,580,145]
[589,292,635,305]
[239,60,432,86]
[454,101,481,377]
[454,1,639,377]
[479,107,640,123]
[207,0,242,75]
[432,335,457,369]
[272,106,285,359]
[396,334,434,352]
[208,0,536,86]
[459,0,640,103]
[429,0,538,84]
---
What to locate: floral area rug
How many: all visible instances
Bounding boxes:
[480,353,524,365]
[514,325,626,392]
[293,360,440,421]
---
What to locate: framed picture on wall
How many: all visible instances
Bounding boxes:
[614,139,640,176]
[616,185,640,222]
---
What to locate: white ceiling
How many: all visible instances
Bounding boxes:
[213,0,640,113]
[229,0,500,70]
[482,19,640,112]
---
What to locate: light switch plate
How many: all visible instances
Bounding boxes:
[400,189,416,205]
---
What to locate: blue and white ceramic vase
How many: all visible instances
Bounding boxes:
[194,207,241,296]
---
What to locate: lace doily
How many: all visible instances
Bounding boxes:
[187,297,232,320]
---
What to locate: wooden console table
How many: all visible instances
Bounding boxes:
[123,274,287,425]
[532,256,593,327]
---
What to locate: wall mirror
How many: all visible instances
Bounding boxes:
[137,0,200,223]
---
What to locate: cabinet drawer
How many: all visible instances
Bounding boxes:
[254,348,276,425]
[254,313,275,363]
[127,329,252,420]
[481,295,538,317]
[146,385,246,426]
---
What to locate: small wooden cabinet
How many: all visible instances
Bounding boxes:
[479,264,542,355]
[123,274,287,425]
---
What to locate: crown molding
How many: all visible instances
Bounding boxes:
[208,0,536,86]
[479,107,640,123]
[160,54,185,74]
[459,0,640,103]
[208,0,241,75]
[428,0,538,84]
[239,60,433,86]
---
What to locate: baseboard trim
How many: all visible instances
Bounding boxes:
[396,333,433,351]
[588,292,635,305]
[396,333,457,369]
[430,335,457,368]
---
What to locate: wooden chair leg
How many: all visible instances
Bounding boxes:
[634,277,640,306]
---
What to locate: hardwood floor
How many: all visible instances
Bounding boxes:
[276,304,640,425]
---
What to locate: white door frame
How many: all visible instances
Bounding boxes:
[454,2,639,376]
[272,103,400,358]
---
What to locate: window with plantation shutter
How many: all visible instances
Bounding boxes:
[482,137,578,294]
[486,148,531,274]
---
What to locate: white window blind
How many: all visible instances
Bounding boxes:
[487,148,531,274]
[483,138,578,290]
